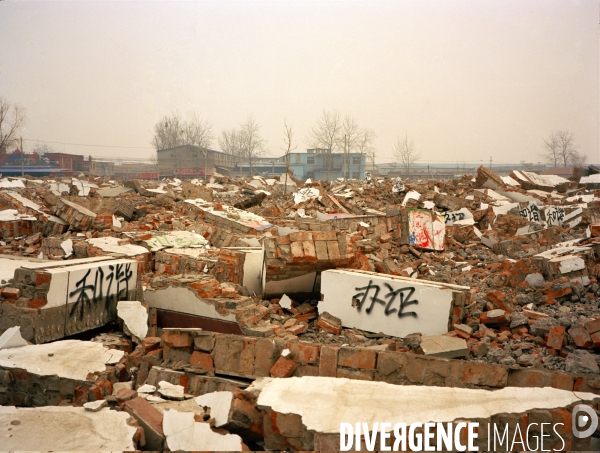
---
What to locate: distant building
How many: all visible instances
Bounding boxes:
[86,160,115,177]
[44,152,85,172]
[113,163,159,180]
[156,144,236,178]
[235,156,287,177]
[288,149,366,181]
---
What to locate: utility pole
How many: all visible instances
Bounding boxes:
[489,156,492,171]
[20,137,24,177]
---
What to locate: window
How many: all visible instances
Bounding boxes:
[307,156,315,165]
[352,156,361,164]
[295,154,301,164]
[352,172,360,178]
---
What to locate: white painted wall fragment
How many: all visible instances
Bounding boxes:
[163,409,244,451]
[253,376,598,435]
[320,269,468,338]
[195,391,234,427]
[0,326,28,349]
[0,406,137,451]
[117,300,148,339]
[0,340,123,380]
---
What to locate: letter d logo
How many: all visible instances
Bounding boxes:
[572,404,598,439]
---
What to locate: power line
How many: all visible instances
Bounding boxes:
[22,138,154,150]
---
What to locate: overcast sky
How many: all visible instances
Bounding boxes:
[0,0,598,165]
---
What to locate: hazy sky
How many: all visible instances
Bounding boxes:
[0,0,598,165]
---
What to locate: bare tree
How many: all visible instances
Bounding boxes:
[182,114,214,150]
[393,134,421,177]
[306,110,342,173]
[32,142,55,156]
[151,112,214,152]
[238,116,267,175]
[218,128,243,158]
[281,120,297,185]
[151,113,185,150]
[0,97,26,155]
[541,130,582,167]
[571,151,587,167]
[356,128,376,172]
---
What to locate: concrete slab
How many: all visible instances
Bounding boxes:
[163,409,244,451]
[86,236,149,256]
[320,269,469,338]
[117,300,148,339]
[254,376,599,434]
[421,335,468,358]
[195,391,234,427]
[0,326,28,349]
[0,340,123,380]
[0,405,137,451]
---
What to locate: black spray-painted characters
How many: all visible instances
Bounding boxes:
[352,279,418,318]
[545,206,565,226]
[519,204,540,222]
[443,212,465,225]
[69,263,134,320]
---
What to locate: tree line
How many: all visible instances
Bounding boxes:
[0,95,590,174]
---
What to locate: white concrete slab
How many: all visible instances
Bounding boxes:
[117,300,148,339]
[0,326,28,349]
[163,409,244,451]
[144,230,209,251]
[144,286,237,321]
[45,258,138,309]
[195,391,234,427]
[320,269,468,338]
[254,376,599,435]
[0,405,136,451]
[87,236,149,256]
[421,335,468,358]
[0,340,123,380]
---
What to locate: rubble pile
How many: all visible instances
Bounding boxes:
[0,168,598,449]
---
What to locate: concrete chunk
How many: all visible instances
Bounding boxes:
[421,335,468,358]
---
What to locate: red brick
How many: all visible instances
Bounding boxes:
[338,348,376,370]
[270,356,297,378]
[507,369,551,388]
[302,241,317,263]
[2,287,20,299]
[319,345,339,377]
[289,231,313,242]
[584,318,600,334]
[569,326,593,348]
[294,343,320,364]
[28,298,46,309]
[314,241,329,261]
[124,397,165,444]
[317,317,342,335]
[546,326,566,350]
[142,337,162,354]
[35,273,51,287]
[326,241,341,260]
[254,338,277,377]
[190,351,215,372]
[550,372,574,391]
[115,388,138,402]
[312,231,337,241]
[461,362,508,387]
[286,323,307,335]
[591,331,600,349]
[290,242,305,262]
[480,312,507,324]
[161,331,192,348]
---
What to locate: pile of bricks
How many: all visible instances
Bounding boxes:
[54,198,97,231]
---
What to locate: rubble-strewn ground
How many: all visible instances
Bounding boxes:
[0,167,599,450]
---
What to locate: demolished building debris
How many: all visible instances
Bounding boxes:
[0,169,598,449]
